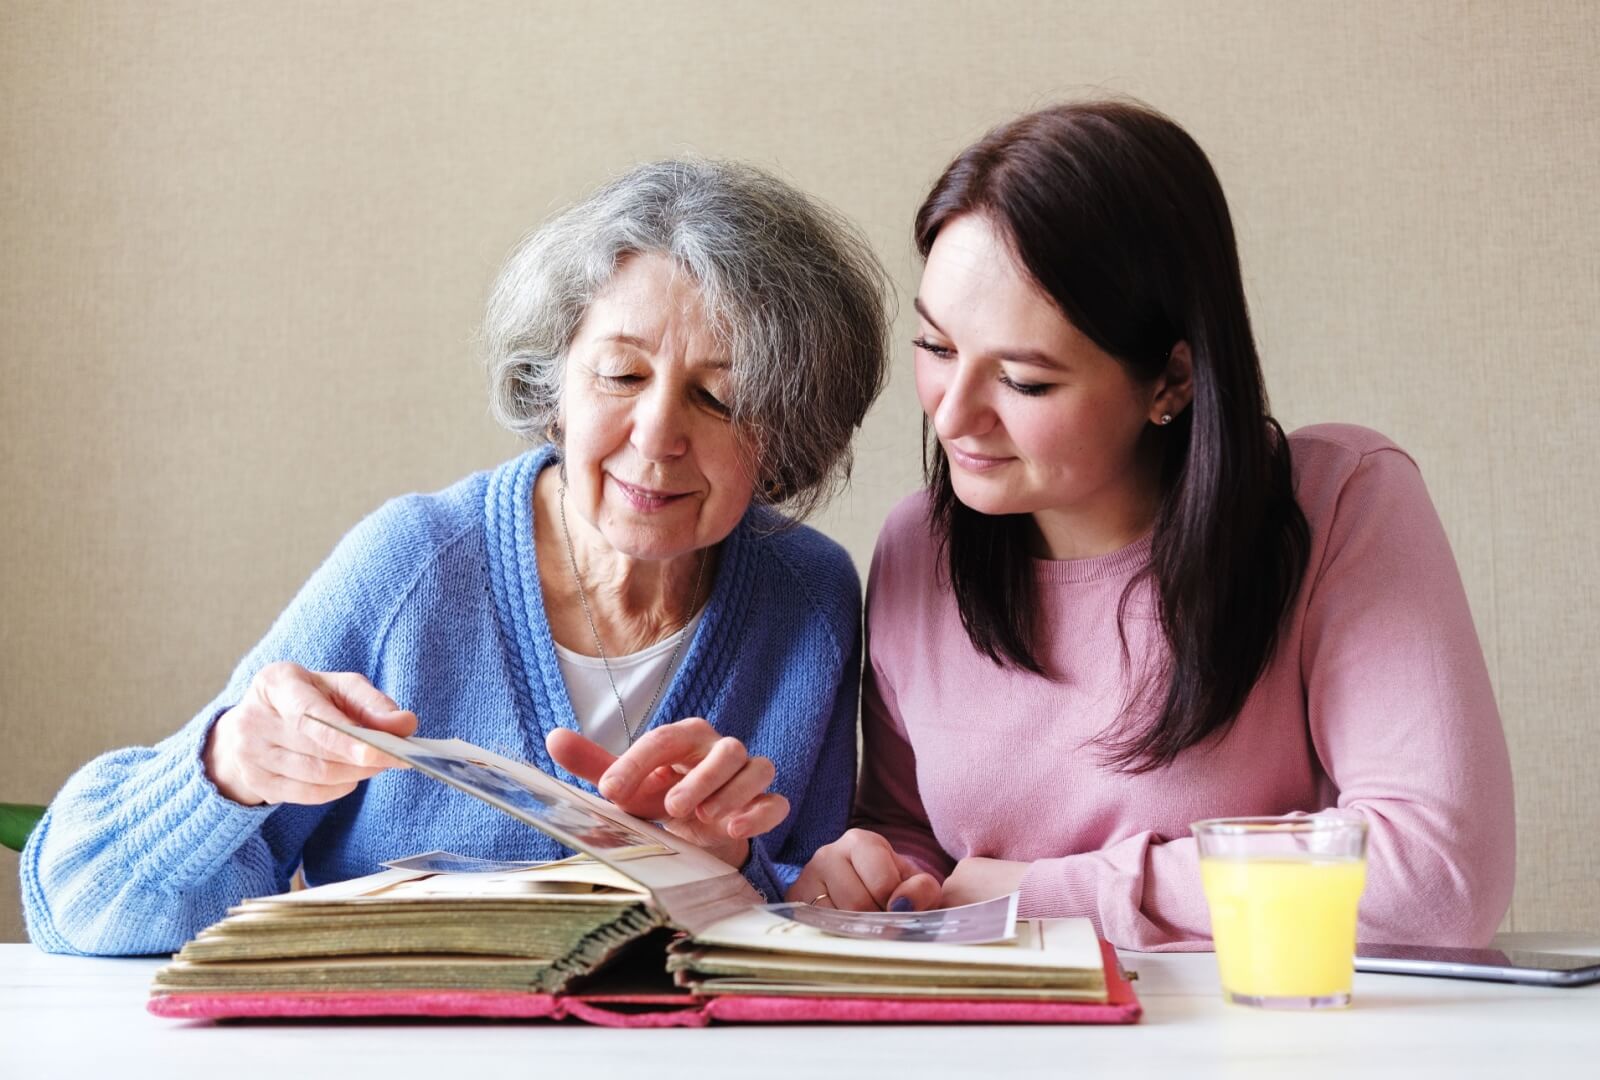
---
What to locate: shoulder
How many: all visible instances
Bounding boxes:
[1289,422,1417,472]
[229,464,502,682]
[1288,424,1424,513]
[337,469,489,574]
[745,511,862,614]
[878,490,936,547]
[741,511,863,658]
[1287,424,1449,583]
[308,467,493,620]
[867,490,939,593]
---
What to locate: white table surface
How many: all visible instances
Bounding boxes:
[2,934,1597,1080]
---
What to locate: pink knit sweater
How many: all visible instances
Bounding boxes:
[855,424,1515,951]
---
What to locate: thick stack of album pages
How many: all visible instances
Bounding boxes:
[152,858,666,995]
[152,856,1107,1002]
[149,728,1132,1023]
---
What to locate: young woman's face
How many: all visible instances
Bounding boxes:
[913,213,1165,546]
[558,253,755,562]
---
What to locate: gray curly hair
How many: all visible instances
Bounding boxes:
[483,159,891,521]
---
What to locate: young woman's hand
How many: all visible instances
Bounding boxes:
[939,857,1030,907]
[788,828,943,911]
[202,662,416,807]
[546,719,789,868]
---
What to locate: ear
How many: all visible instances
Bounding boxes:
[1149,341,1194,424]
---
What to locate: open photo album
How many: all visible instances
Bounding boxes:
[147,721,1141,1026]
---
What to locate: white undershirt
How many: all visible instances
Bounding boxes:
[553,608,706,756]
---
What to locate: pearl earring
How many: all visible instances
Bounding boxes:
[1159,413,1173,426]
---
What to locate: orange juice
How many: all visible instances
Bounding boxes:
[1199,855,1366,1001]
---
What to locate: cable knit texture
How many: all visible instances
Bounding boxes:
[23,445,861,956]
[855,425,1515,952]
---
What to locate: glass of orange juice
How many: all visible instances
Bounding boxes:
[1192,815,1368,1009]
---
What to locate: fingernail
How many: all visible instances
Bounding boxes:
[890,897,913,913]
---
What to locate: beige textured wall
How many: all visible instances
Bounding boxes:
[3,1,1597,943]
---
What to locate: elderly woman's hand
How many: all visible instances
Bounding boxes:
[788,828,943,912]
[546,719,788,868]
[202,661,416,807]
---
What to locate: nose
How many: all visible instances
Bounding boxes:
[931,359,995,442]
[630,381,690,462]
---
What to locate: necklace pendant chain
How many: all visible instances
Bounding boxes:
[557,486,708,746]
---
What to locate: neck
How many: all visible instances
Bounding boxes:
[534,467,711,656]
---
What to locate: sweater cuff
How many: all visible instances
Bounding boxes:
[1017,857,1103,931]
[740,837,789,904]
[138,709,278,888]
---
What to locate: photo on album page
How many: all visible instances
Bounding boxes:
[404,750,669,856]
[764,892,1020,944]
[381,850,553,874]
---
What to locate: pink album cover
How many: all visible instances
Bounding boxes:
[147,939,1142,1027]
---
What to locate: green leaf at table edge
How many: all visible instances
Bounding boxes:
[0,803,47,852]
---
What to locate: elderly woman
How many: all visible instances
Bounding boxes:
[23,160,889,956]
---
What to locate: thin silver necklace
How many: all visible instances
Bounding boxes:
[557,485,707,746]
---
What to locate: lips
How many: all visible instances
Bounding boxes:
[608,475,693,512]
[945,445,1012,473]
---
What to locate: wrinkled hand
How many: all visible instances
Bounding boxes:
[546,718,789,868]
[939,857,1030,908]
[203,662,416,807]
[788,828,943,911]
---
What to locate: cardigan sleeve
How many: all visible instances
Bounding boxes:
[20,501,421,956]
[746,621,861,902]
[1014,445,1516,950]
[745,534,866,904]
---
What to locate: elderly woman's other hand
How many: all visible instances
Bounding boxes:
[546,720,787,868]
[202,661,417,807]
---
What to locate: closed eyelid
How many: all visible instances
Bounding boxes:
[998,371,1049,395]
[995,349,1068,373]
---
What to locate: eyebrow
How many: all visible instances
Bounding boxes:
[912,298,1068,372]
[600,333,731,369]
[912,298,946,335]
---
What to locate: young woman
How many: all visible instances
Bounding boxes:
[792,101,1515,950]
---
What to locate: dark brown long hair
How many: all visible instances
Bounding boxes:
[915,100,1311,772]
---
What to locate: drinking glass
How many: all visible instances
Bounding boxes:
[1192,815,1369,1009]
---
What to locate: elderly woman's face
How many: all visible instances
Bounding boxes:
[558,253,755,562]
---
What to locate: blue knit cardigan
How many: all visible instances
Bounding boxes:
[22,446,862,955]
